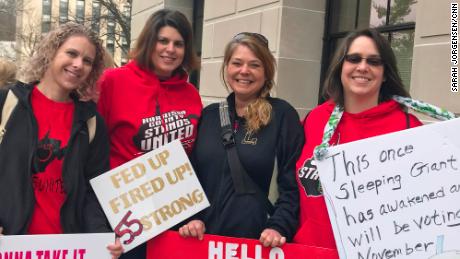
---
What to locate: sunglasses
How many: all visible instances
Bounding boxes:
[344,54,384,66]
[233,32,269,48]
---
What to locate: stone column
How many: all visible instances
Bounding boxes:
[131,0,193,43]
[200,0,326,117]
[410,0,459,115]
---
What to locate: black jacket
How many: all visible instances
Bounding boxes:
[0,82,111,234]
[192,93,304,240]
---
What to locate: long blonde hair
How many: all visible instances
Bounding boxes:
[221,34,276,133]
[0,59,16,88]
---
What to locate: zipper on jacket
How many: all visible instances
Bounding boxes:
[23,110,38,233]
[59,118,86,232]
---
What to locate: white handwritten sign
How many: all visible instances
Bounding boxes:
[0,233,114,259]
[90,140,209,252]
[317,118,460,259]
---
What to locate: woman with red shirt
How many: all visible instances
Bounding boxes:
[293,28,424,250]
[97,9,202,259]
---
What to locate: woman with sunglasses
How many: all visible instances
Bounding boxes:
[293,28,424,249]
[179,32,304,248]
[0,22,122,258]
[97,9,201,259]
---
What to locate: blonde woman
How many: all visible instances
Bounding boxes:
[179,32,304,248]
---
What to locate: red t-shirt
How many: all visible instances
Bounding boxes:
[27,87,74,234]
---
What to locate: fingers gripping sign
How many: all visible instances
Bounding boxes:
[178,219,206,240]
[259,228,286,248]
[107,238,124,259]
[114,210,143,245]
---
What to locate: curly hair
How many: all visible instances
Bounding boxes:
[221,33,276,134]
[22,22,105,99]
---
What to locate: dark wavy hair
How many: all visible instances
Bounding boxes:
[130,9,200,74]
[22,22,105,99]
[322,28,410,106]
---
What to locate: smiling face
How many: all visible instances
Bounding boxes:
[151,26,185,79]
[41,35,95,100]
[225,44,266,102]
[341,36,384,109]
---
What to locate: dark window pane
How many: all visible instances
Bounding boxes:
[91,2,101,33]
[76,0,85,23]
[329,0,358,33]
[42,21,51,33]
[42,0,52,33]
[107,42,114,55]
[59,0,68,24]
[390,30,414,89]
[357,0,372,29]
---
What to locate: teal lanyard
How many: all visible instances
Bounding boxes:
[313,96,457,161]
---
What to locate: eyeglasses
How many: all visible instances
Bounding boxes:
[344,54,384,66]
[233,32,269,48]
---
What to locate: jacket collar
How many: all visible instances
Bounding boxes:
[11,81,96,122]
[226,92,238,121]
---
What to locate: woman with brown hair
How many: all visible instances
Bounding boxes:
[179,32,304,248]
[97,9,202,259]
[293,28,456,250]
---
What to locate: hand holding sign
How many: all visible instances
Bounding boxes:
[259,228,286,248]
[179,219,206,240]
[107,238,124,259]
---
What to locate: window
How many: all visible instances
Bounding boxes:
[106,39,115,56]
[41,0,52,33]
[123,2,131,20]
[91,2,101,33]
[59,0,68,24]
[106,13,116,55]
[76,0,85,24]
[321,0,417,100]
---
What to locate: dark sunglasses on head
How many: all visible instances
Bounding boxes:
[344,54,384,66]
[233,32,269,48]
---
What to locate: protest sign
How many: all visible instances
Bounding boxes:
[0,233,113,259]
[90,140,209,252]
[316,118,460,258]
[146,230,339,259]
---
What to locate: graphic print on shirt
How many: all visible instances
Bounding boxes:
[298,156,323,196]
[242,131,257,145]
[133,110,199,152]
[33,131,66,173]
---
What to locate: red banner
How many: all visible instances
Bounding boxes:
[147,231,338,259]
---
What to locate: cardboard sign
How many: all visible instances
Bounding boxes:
[316,118,460,258]
[0,233,114,259]
[147,230,339,259]
[90,140,210,252]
